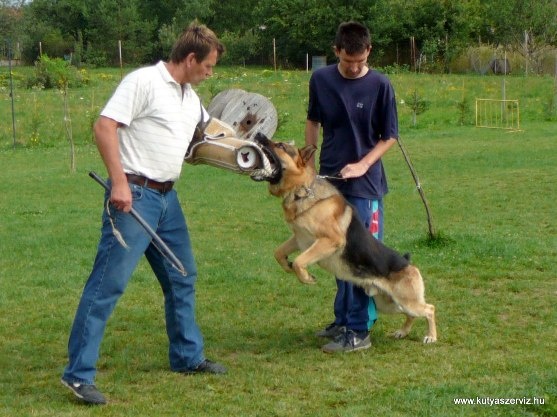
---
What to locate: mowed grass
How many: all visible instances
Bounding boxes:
[0,68,556,416]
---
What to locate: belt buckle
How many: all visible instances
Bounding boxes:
[158,180,173,193]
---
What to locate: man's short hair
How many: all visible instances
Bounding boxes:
[170,21,225,64]
[334,21,371,55]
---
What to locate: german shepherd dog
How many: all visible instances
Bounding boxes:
[253,134,437,343]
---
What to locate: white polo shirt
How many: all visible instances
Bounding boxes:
[101,61,208,182]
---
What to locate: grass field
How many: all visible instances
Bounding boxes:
[0,67,556,416]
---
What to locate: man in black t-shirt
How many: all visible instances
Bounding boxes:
[305,21,400,353]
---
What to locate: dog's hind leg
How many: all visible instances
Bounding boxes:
[372,291,432,342]
[398,302,437,343]
[274,235,299,273]
[386,267,437,343]
[421,303,437,343]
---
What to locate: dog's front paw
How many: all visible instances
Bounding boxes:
[276,257,294,273]
[296,273,316,285]
[422,335,437,344]
[393,330,408,339]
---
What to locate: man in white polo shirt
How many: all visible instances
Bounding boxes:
[61,22,226,405]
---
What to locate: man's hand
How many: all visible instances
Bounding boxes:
[93,116,132,212]
[340,160,371,179]
[109,180,132,213]
[340,138,397,179]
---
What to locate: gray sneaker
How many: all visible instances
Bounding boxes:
[61,379,107,405]
[181,359,227,375]
[315,323,346,339]
[321,329,371,353]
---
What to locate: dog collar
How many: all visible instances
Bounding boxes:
[293,186,315,201]
[292,179,317,201]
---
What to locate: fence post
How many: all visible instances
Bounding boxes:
[7,38,17,149]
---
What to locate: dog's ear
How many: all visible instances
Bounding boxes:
[299,145,317,164]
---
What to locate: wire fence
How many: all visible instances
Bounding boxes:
[2,65,556,149]
[1,84,119,149]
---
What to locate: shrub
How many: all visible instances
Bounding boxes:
[25,55,87,89]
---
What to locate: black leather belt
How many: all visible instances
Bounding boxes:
[126,174,174,193]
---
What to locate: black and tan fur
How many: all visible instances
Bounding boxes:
[257,137,437,343]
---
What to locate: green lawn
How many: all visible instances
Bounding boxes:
[0,68,555,416]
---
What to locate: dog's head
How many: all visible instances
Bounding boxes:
[253,133,317,196]
[250,133,282,183]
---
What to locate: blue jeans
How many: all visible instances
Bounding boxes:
[333,197,384,333]
[62,182,205,385]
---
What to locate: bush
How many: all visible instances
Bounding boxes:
[0,70,25,88]
[24,55,87,89]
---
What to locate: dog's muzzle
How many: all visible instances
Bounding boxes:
[252,133,282,184]
[185,118,280,182]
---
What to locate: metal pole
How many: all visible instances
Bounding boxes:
[89,171,187,276]
[273,38,276,71]
[118,40,123,80]
[502,51,507,125]
[7,38,16,149]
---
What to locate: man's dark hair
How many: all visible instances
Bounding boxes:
[334,21,371,55]
[170,21,225,64]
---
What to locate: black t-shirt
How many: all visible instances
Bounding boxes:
[307,65,399,199]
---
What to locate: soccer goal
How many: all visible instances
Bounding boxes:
[475,99,520,130]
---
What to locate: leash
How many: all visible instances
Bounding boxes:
[89,171,187,276]
[317,172,346,182]
[396,136,436,238]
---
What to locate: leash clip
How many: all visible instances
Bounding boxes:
[317,172,346,182]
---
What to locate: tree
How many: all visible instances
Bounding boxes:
[137,0,183,27]
[84,0,156,65]
[1,1,25,62]
[0,3,20,39]
[482,0,557,73]
[35,55,78,171]
[21,0,88,63]
[205,0,259,35]
[255,0,370,67]
[381,0,482,72]
[26,0,88,45]
[21,0,157,66]
[6,0,557,71]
